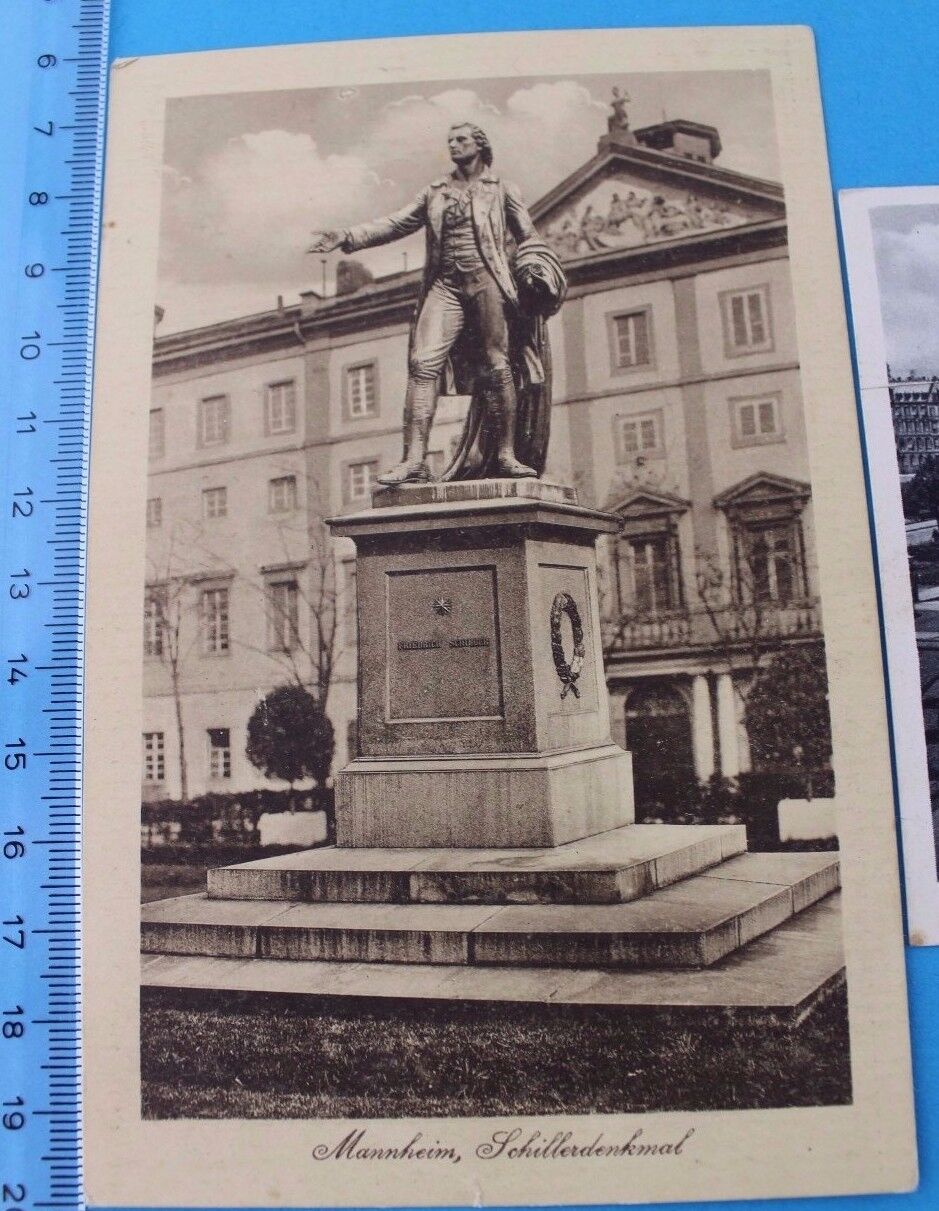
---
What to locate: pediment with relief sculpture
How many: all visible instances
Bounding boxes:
[532,143,785,262]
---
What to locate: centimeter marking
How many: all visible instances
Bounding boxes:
[0,3,109,1211]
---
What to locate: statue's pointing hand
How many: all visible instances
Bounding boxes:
[306,230,345,254]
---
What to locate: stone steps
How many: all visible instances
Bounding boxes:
[142,850,839,971]
[206,822,747,906]
[142,893,845,1024]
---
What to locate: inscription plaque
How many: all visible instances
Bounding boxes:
[386,566,503,722]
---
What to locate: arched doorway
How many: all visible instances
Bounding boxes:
[625,682,696,812]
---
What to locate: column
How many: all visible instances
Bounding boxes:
[691,674,715,781]
[716,671,740,779]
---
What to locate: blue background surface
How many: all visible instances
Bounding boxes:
[106,2,939,1208]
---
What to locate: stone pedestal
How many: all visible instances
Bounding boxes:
[328,479,634,848]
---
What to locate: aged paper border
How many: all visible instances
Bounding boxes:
[841,185,939,945]
[86,27,917,1207]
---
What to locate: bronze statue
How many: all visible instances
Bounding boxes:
[308,122,566,485]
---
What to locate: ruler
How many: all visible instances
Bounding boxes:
[0,3,109,1211]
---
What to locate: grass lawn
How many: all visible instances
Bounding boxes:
[141,984,850,1119]
[141,864,208,904]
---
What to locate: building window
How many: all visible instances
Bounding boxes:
[615,533,681,616]
[715,474,811,606]
[201,586,230,654]
[265,380,297,435]
[142,732,165,784]
[143,592,164,659]
[721,285,773,355]
[149,409,165,459]
[198,395,230,447]
[730,395,783,447]
[609,309,653,371]
[209,732,231,778]
[207,728,232,780]
[345,362,378,419]
[615,410,664,461]
[268,475,298,514]
[202,486,227,519]
[739,521,804,603]
[146,497,162,528]
[267,579,299,651]
[345,460,378,503]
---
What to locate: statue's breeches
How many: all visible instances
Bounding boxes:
[408,270,511,382]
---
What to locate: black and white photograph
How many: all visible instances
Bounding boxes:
[841,186,939,946]
[84,28,915,1209]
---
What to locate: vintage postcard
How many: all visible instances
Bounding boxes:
[86,26,916,1208]
[841,186,939,944]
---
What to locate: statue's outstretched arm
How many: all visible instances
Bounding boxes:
[342,190,429,253]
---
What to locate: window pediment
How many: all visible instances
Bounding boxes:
[609,487,690,539]
[610,486,690,519]
[714,472,810,517]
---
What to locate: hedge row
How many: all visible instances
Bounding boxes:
[140,772,832,852]
[141,787,334,845]
[636,769,835,849]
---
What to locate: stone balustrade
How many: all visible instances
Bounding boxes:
[605,597,822,654]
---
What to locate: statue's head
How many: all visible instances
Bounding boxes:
[447,122,493,168]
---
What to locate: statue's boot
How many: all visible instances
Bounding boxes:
[489,367,537,478]
[377,378,436,485]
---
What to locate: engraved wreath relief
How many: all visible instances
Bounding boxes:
[550,591,586,699]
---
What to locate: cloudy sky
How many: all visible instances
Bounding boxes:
[871,204,939,377]
[157,70,777,333]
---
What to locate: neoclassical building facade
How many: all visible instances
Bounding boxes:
[144,115,823,804]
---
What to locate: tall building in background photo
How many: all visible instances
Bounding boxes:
[143,93,825,810]
[888,370,939,477]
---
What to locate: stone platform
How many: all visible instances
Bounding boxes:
[205,822,745,905]
[141,825,843,1013]
[142,895,844,1024]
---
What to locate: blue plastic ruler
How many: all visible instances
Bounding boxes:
[0,3,109,1211]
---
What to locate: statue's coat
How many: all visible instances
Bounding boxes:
[343,172,566,478]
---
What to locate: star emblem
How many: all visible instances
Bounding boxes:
[433,597,452,616]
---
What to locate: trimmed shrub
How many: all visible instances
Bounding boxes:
[745,644,833,777]
[246,685,335,793]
